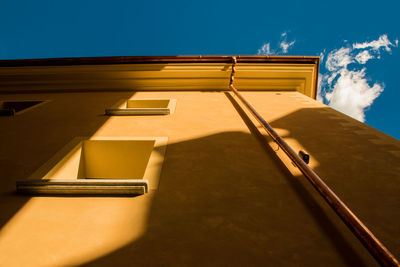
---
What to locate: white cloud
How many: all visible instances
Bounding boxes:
[280,40,295,53]
[326,72,338,86]
[256,33,397,123]
[257,31,296,55]
[353,34,395,52]
[279,31,295,54]
[257,43,272,55]
[325,47,354,71]
[355,50,374,64]
[316,73,326,102]
[319,51,325,63]
[319,34,398,122]
[325,68,383,122]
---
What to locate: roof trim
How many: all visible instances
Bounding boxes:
[0,55,319,67]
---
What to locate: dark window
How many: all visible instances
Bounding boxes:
[0,101,43,116]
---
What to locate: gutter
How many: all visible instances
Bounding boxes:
[0,55,319,67]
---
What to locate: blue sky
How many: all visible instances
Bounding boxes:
[1,0,399,139]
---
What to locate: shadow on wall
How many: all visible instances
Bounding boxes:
[80,93,400,266]
[77,129,373,267]
[0,91,135,228]
[1,92,399,266]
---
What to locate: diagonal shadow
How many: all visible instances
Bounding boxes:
[79,95,378,266]
[0,91,136,229]
[224,92,369,266]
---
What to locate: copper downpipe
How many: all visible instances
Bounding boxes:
[228,56,399,267]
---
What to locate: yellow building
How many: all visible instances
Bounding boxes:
[0,56,399,266]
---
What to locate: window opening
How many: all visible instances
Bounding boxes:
[105,98,176,115]
[16,137,168,195]
[0,101,44,116]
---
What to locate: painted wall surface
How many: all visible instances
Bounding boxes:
[0,90,399,266]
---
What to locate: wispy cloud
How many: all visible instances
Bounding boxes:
[325,47,354,71]
[257,43,273,55]
[279,31,295,54]
[257,33,397,123]
[355,50,373,64]
[257,31,295,55]
[279,32,296,54]
[353,34,397,52]
[319,34,398,122]
[280,40,295,53]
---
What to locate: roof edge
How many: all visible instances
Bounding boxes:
[0,55,319,67]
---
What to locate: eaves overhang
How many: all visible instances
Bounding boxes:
[0,55,319,99]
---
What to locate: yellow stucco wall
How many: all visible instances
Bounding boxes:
[0,90,399,266]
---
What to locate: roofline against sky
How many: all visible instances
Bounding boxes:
[0,55,319,67]
[0,55,320,99]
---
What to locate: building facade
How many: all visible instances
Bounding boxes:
[0,56,398,266]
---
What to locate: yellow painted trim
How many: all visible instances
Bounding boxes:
[0,63,318,98]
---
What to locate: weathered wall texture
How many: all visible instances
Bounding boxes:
[0,91,399,266]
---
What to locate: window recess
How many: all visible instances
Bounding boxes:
[105,98,176,115]
[0,100,45,116]
[17,137,168,196]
